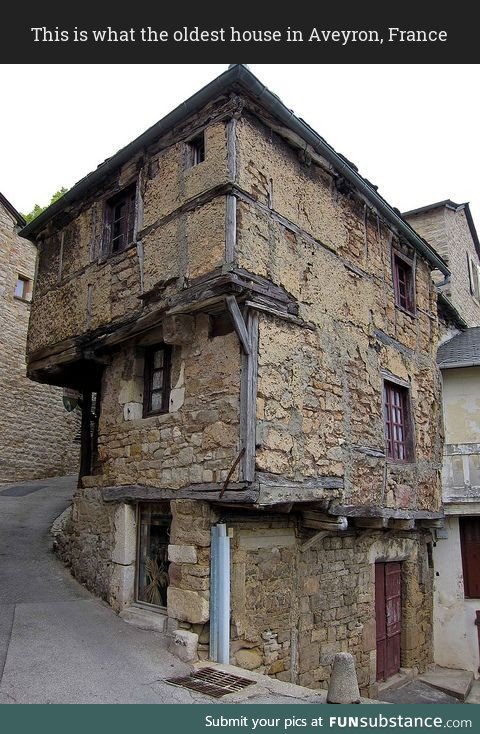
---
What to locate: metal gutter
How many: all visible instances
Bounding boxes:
[19,64,450,275]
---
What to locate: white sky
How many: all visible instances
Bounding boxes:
[1,64,479,228]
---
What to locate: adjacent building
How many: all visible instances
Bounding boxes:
[0,192,80,483]
[22,65,449,696]
[405,201,480,676]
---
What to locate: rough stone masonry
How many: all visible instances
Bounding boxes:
[23,65,448,697]
[0,193,80,483]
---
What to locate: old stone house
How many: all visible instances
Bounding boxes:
[405,201,480,676]
[23,65,448,697]
[0,191,79,483]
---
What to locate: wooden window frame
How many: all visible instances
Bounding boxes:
[460,517,480,599]
[467,253,480,301]
[104,183,136,256]
[383,380,414,463]
[143,344,172,418]
[14,274,32,302]
[187,131,205,167]
[392,250,415,315]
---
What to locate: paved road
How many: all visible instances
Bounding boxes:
[0,476,205,704]
[0,476,323,705]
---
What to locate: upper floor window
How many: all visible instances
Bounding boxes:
[105,184,136,255]
[467,254,480,301]
[384,380,413,462]
[392,251,415,314]
[187,132,205,167]
[14,275,32,301]
[143,345,171,417]
[460,517,480,598]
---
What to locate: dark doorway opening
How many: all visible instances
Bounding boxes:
[136,502,171,608]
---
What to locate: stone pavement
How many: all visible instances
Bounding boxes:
[377,667,479,705]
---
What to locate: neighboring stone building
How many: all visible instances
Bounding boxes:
[22,65,449,697]
[0,192,80,483]
[405,200,480,676]
[404,200,480,336]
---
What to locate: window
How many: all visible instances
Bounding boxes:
[384,381,413,461]
[14,275,32,301]
[105,184,136,255]
[460,517,480,598]
[137,503,171,608]
[188,132,205,167]
[392,251,415,314]
[467,254,480,301]
[143,345,171,417]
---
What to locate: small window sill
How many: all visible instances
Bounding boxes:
[395,304,416,318]
[14,296,31,305]
[386,458,416,466]
[98,240,137,265]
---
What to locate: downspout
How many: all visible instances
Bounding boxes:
[210,523,231,664]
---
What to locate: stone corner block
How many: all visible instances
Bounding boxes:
[169,629,199,662]
[168,544,197,564]
[167,587,209,624]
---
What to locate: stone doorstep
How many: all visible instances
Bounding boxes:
[418,667,474,702]
[119,604,168,633]
[376,668,416,695]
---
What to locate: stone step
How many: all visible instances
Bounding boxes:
[419,668,474,702]
[119,605,168,633]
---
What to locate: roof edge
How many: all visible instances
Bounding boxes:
[0,192,26,227]
[19,64,450,275]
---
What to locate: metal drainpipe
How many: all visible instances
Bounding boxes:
[209,523,231,664]
[217,524,231,664]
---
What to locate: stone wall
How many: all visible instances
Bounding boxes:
[229,518,433,697]
[405,204,480,328]
[235,115,443,513]
[0,200,80,483]
[27,116,231,358]
[97,314,241,488]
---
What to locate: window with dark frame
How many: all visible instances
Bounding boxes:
[460,517,480,598]
[14,275,31,301]
[105,184,136,255]
[392,251,415,314]
[143,345,171,417]
[383,381,412,462]
[188,132,205,167]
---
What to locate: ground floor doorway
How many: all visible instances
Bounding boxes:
[375,561,401,681]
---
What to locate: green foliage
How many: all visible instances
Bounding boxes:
[23,187,68,224]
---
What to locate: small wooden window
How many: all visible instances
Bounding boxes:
[384,381,413,461]
[105,184,136,255]
[392,252,415,314]
[143,345,171,417]
[467,254,480,301]
[188,132,205,167]
[460,517,480,598]
[14,275,31,301]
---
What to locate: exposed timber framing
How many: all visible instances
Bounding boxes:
[226,295,251,354]
[239,309,258,482]
[102,483,257,504]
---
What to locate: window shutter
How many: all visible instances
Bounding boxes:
[460,518,480,598]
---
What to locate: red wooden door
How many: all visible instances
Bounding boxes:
[376,562,401,681]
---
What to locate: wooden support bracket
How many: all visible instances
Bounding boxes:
[226,295,251,354]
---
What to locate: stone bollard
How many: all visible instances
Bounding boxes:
[327,652,360,704]
[168,629,199,663]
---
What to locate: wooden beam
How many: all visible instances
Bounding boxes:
[354,517,388,529]
[388,518,416,531]
[226,295,251,354]
[102,483,258,504]
[239,310,259,483]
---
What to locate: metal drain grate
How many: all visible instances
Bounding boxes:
[165,667,255,698]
